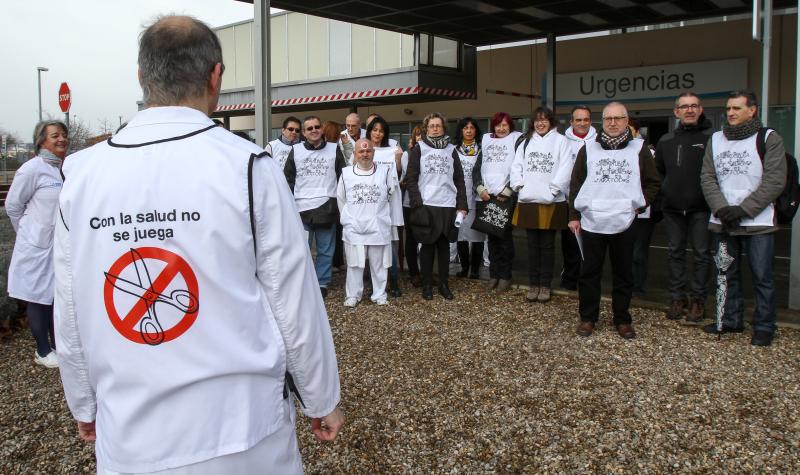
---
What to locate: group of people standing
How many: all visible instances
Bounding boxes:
[266,90,787,348]
[1,14,787,472]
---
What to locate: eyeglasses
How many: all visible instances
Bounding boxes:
[285,127,300,132]
[602,116,627,123]
[676,104,701,111]
[305,125,322,131]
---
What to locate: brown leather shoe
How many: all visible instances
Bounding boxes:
[684,299,706,325]
[576,320,595,337]
[666,299,687,320]
[616,323,636,339]
[495,279,512,292]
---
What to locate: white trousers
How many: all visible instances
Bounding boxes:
[97,399,302,475]
[345,244,388,302]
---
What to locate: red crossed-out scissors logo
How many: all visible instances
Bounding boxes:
[104,247,199,345]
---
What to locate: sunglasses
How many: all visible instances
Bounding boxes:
[285,127,300,132]
[305,125,322,131]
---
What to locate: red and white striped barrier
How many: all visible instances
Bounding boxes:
[485,89,541,99]
[215,86,476,112]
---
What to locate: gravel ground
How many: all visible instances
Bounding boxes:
[1,274,799,474]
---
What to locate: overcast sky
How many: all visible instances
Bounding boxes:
[0,0,264,142]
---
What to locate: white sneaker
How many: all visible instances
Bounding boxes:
[374,297,389,306]
[34,351,59,368]
[343,298,359,308]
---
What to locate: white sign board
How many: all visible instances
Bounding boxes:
[556,58,747,104]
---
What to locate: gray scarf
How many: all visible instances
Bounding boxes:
[426,134,451,149]
[723,118,762,141]
[599,128,631,150]
[279,135,300,146]
[39,149,62,166]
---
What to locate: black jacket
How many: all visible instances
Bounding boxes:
[654,117,713,214]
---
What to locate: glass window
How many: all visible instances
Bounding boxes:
[419,34,429,65]
[329,20,351,76]
[432,37,458,69]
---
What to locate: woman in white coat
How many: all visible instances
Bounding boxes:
[510,107,572,303]
[6,120,69,367]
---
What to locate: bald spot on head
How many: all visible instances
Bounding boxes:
[346,113,360,123]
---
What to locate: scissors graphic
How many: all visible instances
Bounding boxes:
[104,248,199,346]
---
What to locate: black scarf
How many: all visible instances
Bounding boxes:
[599,128,631,150]
[426,134,451,149]
[723,118,762,141]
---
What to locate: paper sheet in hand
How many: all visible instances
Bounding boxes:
[575,231,585,260]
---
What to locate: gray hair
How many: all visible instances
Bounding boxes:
[674,91,701,108]
[423,112,447,133]
[138,15,223,106]
[33,120,68,154]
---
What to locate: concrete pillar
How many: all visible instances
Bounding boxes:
[254,0,271,146]
[790,6,800,310]
[545,33,556,110]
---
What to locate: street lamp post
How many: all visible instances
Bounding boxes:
[37,66,49,122]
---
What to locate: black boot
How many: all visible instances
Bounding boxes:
[422,285,434,300]
[438,283,454,300]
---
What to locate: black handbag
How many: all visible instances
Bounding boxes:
[472,196,514,237]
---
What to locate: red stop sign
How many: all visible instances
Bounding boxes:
[58,82,71,113]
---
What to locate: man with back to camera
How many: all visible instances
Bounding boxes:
[568,101,661,340]
[559,105,597,291]
[267,116,302,171]
[700,90,786,347]
[54,15,343,473]
[284,115,348,298]
[655,92,714,325]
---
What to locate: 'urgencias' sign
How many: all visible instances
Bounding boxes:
[556,58,747,104]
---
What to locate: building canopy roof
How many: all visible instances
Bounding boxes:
[236,0,792,46]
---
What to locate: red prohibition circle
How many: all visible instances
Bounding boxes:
[103,247,199,345]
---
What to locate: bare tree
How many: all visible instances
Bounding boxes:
[97,118,114,136]
[66,117,95,154]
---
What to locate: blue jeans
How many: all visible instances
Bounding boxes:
[711,232,776,333]
[304,223,336,288]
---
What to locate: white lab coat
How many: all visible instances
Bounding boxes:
[54,106,340,473]
[6,155,63,304]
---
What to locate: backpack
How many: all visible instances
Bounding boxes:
[755,128,800,225]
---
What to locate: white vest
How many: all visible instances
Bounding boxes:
[292,142,339,200]
[456,150,479,210]
[339,165,394,245]
[268,138,293,171]
[709,131,775,226]
[418,142,457,207]
[54,107,339,472]
[373,146,397,171]
[480,131,522,195]
[511,129,568,204]
[574,138,646,234]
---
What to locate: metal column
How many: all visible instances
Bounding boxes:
[790,6,800,310]
[760,0,772,124]
[254,0,271,147]
[544,33,556,110]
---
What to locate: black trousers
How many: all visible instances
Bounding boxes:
[526,229,556,287]
[457,241,484,275]
[333,222,344,268]
[560,230,581,286]
[403,207,420,277]
[579,226,636,325]
[420,235,450,287]
[487,229,514,280]
[27,302,55,357]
